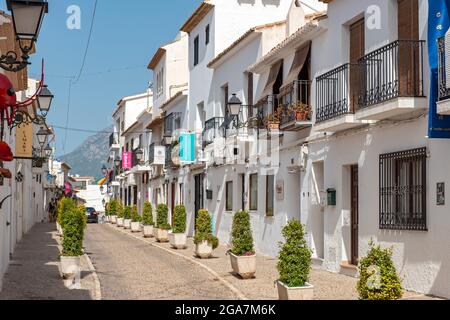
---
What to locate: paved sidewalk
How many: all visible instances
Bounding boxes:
[110,223,443,300]
[0,223,97,300]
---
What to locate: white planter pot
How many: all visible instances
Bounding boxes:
[111,215,117,224]
[277,281,314,300]
[131,222,141,233]
[195,241,213,259]
[229,252,256,279]
[143,225,154,238]
[117,218,124,227]
[155,228,169,242]
[60,256,81,279]
[124,219,132,229]
[169,232,187,249]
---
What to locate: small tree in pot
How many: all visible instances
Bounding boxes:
[108,199,119,224]
[142,202,154,238]
[130,206,142,233]
[228,211,256,279]
[169,205,187,249]
[194,210,218,259]
[116,202,125,227]
[57,198,76,236]
[123,206,132,229]
[155,204,171,242]
[277,220,313,300]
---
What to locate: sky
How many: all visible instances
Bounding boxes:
[0,0,202,156]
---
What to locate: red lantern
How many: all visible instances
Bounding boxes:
[0,73,17,125]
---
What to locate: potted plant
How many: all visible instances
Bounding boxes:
[109,199,118,224]
[142,202,154,238]
[57,198,76,237]
[357,240,403,300]
[288,102,311,121]
[194,209,218,259]
[155,204,171,242]
[130,206,142,233]
[169,205,187,249]
[123,206,132,229]
[277,220,313,300]
[263,107,283,130]
[228,211,256,279]
[60,204,86,279]
[104,202,110,223]
[116,202,124,227]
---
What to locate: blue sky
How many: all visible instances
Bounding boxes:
[0,0,201,156]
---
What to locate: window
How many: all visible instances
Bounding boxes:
[266,175,275,216]
[194,35,199,66]
[226,181,233,211]
[379,147,427,231]
[205,25,210,45]
[223,84,229,119]
[249,174,258,211]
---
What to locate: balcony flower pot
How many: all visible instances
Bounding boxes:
[131,222,141,233]
[155,228,169,243]
[195,240,213,259]
[295,111,309,121]
[143,225,154,238]
[111,215,117,224]
[229,252,256,279]
[169,232,187,249]
[277,280,314,300]
[266,121,280,130]
[124,219,132,229]
[60,256,81,280]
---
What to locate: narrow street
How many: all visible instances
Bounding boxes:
[84,224,238,300]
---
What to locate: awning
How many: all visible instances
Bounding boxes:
[280,41,311,91]
[258,60,283,102]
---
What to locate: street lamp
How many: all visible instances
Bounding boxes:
[2,0,49,72]
[100,185,104,193]
[101,165,108,175]
[43,144,52,158]
[135,149,143,163]
[114,157,121,168]
[228,94,242,117]
[36,126,48,148]
[37,85,54,117]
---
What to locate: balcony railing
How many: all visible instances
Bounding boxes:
[148,143,155,165]
[358,40,425,109]
[438,36,450,100]
[222,105,259,137]
[164,112,182,137]
[278,80,312,127]
[202,117,224,148]
[132,150,140,168]
[109,132,119,147]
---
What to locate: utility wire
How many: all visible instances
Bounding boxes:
[53,125,152,135]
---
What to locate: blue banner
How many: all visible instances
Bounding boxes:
[428,0,450,138]
[179,133,195,163]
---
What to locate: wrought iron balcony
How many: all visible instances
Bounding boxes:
[109,132,119,147]
[221,105,259,138]
[438,36,450,101]
[278,80,313,130]
[202,117,224,148]
[164,112,182,137]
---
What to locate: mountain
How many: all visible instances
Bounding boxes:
[59,126,112,179]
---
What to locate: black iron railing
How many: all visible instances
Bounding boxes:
[222,105,259,137]
[202,117,224,147]
[358,40,425,108]
[278,80,312,126]
[256,94,276,120]
[438,37,450,100]
[316,63,354,123]
[109,132,119,147]
[164,112,181,137]
[132,150,140,168]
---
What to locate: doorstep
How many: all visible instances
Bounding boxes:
[340,262,359,278]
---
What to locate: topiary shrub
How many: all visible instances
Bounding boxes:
[108,199,118,216]
[131,205,141,222]
[357,240,403,300]
[123,206,132,220]
[58,198,77,228]
[116,202,124,218]
[156,204,171,230]
[61,207,86,257]
[104,202,110,216]
[142,202,154,226]
[172,205,186,234]
[230,211,255,256]
[194,209,219,249]
[277,220,312,288]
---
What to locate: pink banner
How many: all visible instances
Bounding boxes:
[122,152,132,169]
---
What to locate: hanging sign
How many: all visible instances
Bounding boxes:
[179,133,195,163]
[122,152,132,169]
[15,123,33,158]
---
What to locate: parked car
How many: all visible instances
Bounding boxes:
[86,207,99,224]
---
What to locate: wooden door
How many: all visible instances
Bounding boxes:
[194,174,204,228]
[171,182,176,225]
[349,18,365,111]
[350,165,359,266]
[398,0,419,96]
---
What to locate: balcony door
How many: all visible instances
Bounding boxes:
[349,18,365,112]
[398,0,420,96]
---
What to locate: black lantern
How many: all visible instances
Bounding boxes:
[114,157,121,168]
[36,126,48,148]
[37,85,53,117]
[43,144,52,158]
[135,149,143,162]
[228,94,242,117]
[102,199,106,206]
[3,0,49,72]
[162,134,173,146]
[100,185,104,193]
[101,165,108,175]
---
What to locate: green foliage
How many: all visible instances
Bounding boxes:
[172,205,186,234]
[194,209,219,249]
[131,206,141,222]
[116,202,124,218]
[57,198,77,227]
[277,220,312,288]
[230,211,255,256]
[142,202,154,226]
[61,205,86,257]
[108,199,120,216]
[123,206,132,220]
[104,202,110,216]
[156,204,171,230]
[357,240,403,300]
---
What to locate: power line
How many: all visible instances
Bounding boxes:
[52,125,151,135]
[73,0,98,84]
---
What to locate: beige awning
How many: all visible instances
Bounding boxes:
[258,60,283,101]
[280,41,311,91]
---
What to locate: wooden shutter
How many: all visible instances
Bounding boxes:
[349,18,365,111]
[398,0,419,96]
